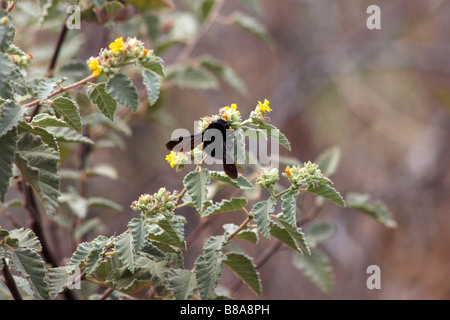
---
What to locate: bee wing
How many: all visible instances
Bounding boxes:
[166,132,203,152]
[222,141,238,179]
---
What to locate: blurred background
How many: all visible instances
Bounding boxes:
[2,0,449,299]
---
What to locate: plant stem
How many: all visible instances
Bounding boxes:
[1,258,22,300]
[6,0,18,13]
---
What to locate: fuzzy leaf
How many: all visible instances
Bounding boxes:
[8,228,42,251]
[223,223,258,244]
[208,170,253,190]
[31,113,68,127]
[316,146,341,177]
[251,196,276,239]
[224,252,261,296]
[106,73,139,112]
[50,97,82,133]
[346,192,397,228]
[142,69,161,106]
[114,232,135,273]
[306,184,345,207]
[231,12,272,45]
[280,189,299,227]
[14,132,60,215]
[183,168,210,212]
[0,128,16,201]
[147,216,186,250]
[292,250,334,294]
[0,101,26,138]
[276,214,310,255]
[0,11,15,52]
[202,197,248,217]
[8,248,49,300]
[46,126,94,144]
[269,221,301,253]
[169,269,197,300]
[87,83,117,121]
[37,79,58,103]
[166,64,218,90]
[194,235,226,300]
[306,221,337,249]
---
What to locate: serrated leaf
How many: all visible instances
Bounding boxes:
[305,221,337,249]
[37,79,58,103]
[254,122,291,151]
[292,250,334,294]
[346,192,397,228]
[46,266,74,299]
[142,69,161,106]
[169,269,197,300]
[31,113,68,127]
[0,128,17,201]
[106,73,139,112]
[67,242,94,269]
[231,12,272,45]
[17,122,59,151]
[87,83,117,121]
[194,235,226,300]
[0,101,26,138]
[46,126,94,144]
[208,170,253,190]
[147,216,185,249]
[115,233,135,273]
[183,169,210,212]
[224,252,261,296]
[0,11,15,52]
[14,132,60,215]
[128,218,148,252]
[306,184,345,207]
[280,189,299,227]
[269,221,301,253]
[87,197,123,211]
[8,248,49,300]
[202,197,248,217]
[8,228,42,251]
[276,214,310,255]
[50,97,82,133]
[251,196,276,239]
[316,146,341,177]
[166,64,218,90]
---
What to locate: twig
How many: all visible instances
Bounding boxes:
[99,287,115,300]
[46,23,69,78]
[6,0,18,13]
[1,258,22,300]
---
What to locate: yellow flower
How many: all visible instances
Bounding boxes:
[88,59,102,77]
[109,37,126,53]
[257,99,272,113]
[165,151,179,168]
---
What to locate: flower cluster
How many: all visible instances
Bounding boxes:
[219,103,242,127]
[250,99,273,122]
[283,161,332,189]
[256,168,279,189]
[130,188,177,217]
[87,37,156,78]
[9,52,32,68]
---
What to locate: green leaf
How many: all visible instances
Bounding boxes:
[67,241,94,269]
[114,233,135,273]
[194,235,226,300]
[106,73,139,112]
[269,221,301,253]
[8,248,49,300]
[199,0,216,22]
[346,192,397,228]
[316,146,341,177]
[147,216,186,250]
[8,228,42,251]
[50,97,82,133]
[224,252,261,296]
[251,196,276,239]
[306,184,345,207]
[0,101,26,138]
[46,126,94,144]
[202,197,248,217]
[0,11,15,52]
[140,58,165,77]
[128,218,148,251]
[37,79,58,103]
[142,69,161,106]
[31,113,68,127]
[275,214,311,255]
[223,223,258,244]
[254,122,291,151]
[17,122,59,151]
[166,64,218,90]
[0,128,17,201]
[87,83,117,121]
[230,12,272,45]
[305,221,337,249]
[14,132,60,215]
[292,250,334,294]
[87,197,123,211]
[46,266,73,299]
[169,269,197,300]
[280,189,299,227]
[183,168,210,212]
[208,170,253,190]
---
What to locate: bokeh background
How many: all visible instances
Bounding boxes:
[2,0,449,299]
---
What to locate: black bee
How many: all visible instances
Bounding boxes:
[166,119,238,179]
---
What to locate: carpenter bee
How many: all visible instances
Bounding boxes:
[166,119,238,179]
